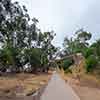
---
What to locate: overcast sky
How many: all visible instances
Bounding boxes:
[13,0,100,47]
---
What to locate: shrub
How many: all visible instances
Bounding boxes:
[84,48,94,58]
[86,55,98,72]
[62,59,74,70]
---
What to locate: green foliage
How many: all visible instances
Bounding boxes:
[0,0,99,74]
[63,29,100,73]
[85,55,98,72]
[91,39,100,60]
[63,29,91,55]
[76,29,92,42]
[62,59,73,70]
[24,48,48,67]
[84,48,94,58]
[0,0,57,73]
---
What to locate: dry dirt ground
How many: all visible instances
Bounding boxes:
[1,72,100,100]
[64,74,100,100]
[0,72,51,99]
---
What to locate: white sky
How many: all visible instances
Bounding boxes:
[13,0,100,47]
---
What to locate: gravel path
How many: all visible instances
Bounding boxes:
[40,72,80,100]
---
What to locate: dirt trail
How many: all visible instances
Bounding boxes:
[40,72,80,100]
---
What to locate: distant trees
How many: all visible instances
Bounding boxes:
[0,0,57,73]
[63,29,100,73]
[0,0,100,74]
[63,29,91,55]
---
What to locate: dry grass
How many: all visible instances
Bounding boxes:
[64,73,100,100]
[0,73,51,97]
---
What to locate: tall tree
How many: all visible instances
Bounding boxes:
[63,29,92,55]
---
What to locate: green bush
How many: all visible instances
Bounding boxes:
[86,55,98,72]
[84,48,94,58]
[62,59,74,70]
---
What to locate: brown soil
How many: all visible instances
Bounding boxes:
[65,74,100,100]
[0,96,34,100]
[72,84,100,100]
[0,73,51,98]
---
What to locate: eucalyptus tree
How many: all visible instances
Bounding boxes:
[0,0,31,72]
[41,31,57,60]
[0,0,57,73]
[63,29,92,55]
